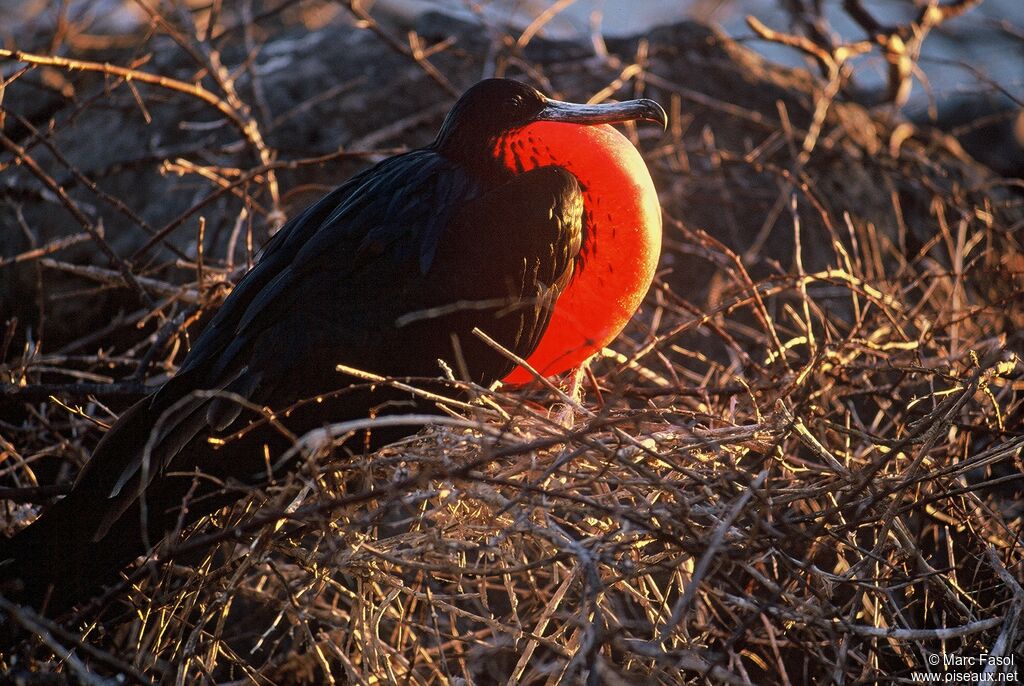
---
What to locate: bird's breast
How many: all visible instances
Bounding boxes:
[494,121,661,382]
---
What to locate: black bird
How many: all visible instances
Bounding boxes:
[0,79,666,615]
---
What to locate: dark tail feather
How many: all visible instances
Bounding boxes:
[0,384,436,617]
[0,397,207,616]
[0,474,150,616]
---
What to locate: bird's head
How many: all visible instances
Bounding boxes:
[433,78,667,165]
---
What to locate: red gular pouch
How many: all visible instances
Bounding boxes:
[495,121,662,384]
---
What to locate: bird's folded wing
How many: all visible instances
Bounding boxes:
[101,151,474,521]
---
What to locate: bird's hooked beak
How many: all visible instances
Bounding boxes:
[538,96,668,130]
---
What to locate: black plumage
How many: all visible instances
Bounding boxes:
[0,78,662,615]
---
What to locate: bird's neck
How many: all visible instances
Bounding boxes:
[491,128,559,178]
[432,136,517,186]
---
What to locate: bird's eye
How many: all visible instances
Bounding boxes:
[510,95,523,109]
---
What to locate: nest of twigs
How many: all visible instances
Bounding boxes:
[1,1,1022,684]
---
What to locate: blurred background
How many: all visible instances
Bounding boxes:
[4,0,1022,101]
[374,0,1024,106]
[3,0,1021,174]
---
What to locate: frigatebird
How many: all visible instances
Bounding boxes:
[0,79,665,614]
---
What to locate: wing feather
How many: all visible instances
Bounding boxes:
[116,150,472,503]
